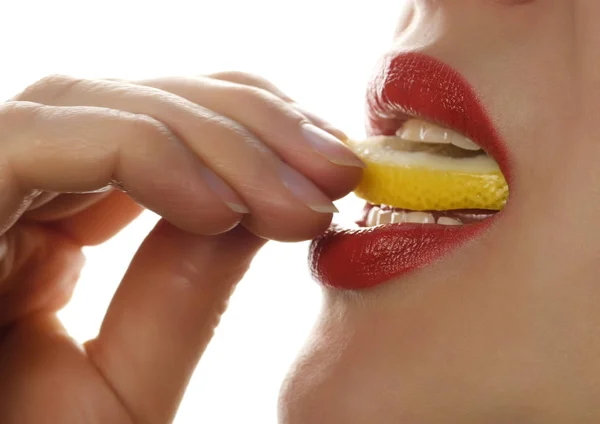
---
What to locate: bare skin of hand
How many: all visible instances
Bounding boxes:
[0,73,363,423]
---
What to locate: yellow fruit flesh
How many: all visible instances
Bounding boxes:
[354,162,508,211]
[349,138,509,211]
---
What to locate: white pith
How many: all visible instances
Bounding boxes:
[349,119,500,173]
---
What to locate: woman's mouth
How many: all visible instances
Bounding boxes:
[309,52,512,290]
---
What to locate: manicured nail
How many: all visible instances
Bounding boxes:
[198,165,250,214]
[294,105,349,141]
[301,123,366,168]
[279,162,339,214]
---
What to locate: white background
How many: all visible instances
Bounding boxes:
[0,1,402,422]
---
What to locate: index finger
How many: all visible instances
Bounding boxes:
[0,101,244,237]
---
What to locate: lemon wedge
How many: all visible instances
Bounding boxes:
[348,136,508,211]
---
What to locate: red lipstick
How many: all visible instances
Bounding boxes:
[309,52,510,290]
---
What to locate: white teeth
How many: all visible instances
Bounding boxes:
[366,207,379,227]
[396,118,481,151]
[437,217,462,226]
[447,132,481,151]
[390,211,404,224]
[397,119,450,144]
[365,208,466,227]
[405,211,435,224]
[377,210,393,225]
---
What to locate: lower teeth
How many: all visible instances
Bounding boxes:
[363,205,496,227]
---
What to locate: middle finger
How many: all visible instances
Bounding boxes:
[15,76,359,241]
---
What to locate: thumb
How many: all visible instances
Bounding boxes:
[85,220,266,424]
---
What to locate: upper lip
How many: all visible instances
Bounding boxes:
[309,52,511,290]
[365,51,511,182]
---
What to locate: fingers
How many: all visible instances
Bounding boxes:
[0,192,138,327]
[23,190,113,222]
[207,71,348,141]
[14,75,362,241]
[208,71,295,102]
[0,225,84,326]
[132,75,363,200]
[0,101,245,237]
[85,220,266,424]
[0,314,133,424]
[26,192,60,211]
[0,159,36,236]
[52,190,144,246]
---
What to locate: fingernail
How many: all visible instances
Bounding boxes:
[199,165,250,214]
[294,105,349,141]
[301,123,366,168]
[278,162,338,214]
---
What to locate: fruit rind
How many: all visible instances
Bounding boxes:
[354,162,508,211]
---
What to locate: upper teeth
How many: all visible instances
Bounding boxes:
[396,119,481,151]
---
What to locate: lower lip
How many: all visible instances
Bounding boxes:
[309,212,495,290]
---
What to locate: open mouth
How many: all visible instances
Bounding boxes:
[352,117,507,228]
[309,53,511,290]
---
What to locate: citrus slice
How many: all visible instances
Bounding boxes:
[348,136,508,211]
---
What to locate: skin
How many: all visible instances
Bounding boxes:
[4,1,599,423]
[0,73,362,423]
[279,0,600,423]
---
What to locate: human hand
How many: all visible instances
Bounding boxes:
[0,72,363,423]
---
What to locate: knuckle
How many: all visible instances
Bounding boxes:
[210,70,261,83]
[210,70,293,102]
[34,74,75,89]
[233,84,298,120]
[198,109,252,140]
[0,101,40,129]
[15,74,92,103]
[17,74,76,101]
[127,114,174,145]
[234,84,267,102]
